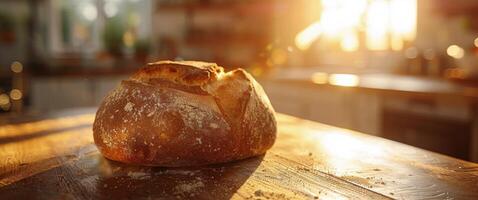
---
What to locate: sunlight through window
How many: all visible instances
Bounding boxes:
[295,0,417,51]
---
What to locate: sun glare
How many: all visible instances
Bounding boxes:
[340,31,359,52]
[328,74,359,87]
[295,22,322,51]
[366,0,389,50]
[390,0,417,41]
[295,0,417,51]
[319,131,384,176]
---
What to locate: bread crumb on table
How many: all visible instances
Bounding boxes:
[127,171,150,180]
[174,180,204,196]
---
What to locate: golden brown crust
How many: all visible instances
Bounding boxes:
[131,60,223,86]
[93,60,276,167]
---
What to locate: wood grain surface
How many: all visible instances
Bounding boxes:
[0,109,477,199]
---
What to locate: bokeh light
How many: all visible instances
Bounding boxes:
[447,45,465,59]
[81,2,98,21]
[311,72,328,84]
[10,61,23,73]
[0,94,10,111]
[329,74,360,87]
[9,89,23,101]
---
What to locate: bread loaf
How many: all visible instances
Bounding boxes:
[93,61,277,166]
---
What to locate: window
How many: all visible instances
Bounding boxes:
[296,0,417,51]
[48,0,152,57]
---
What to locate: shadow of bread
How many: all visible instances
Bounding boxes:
[0,152,264,200]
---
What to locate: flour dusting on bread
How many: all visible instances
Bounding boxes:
[93,60,276,167]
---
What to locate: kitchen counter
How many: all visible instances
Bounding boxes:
[259,69,478,162]
[264,68,478,100]
[1,108,477,199]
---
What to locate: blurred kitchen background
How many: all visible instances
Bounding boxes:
[2,0,478,162]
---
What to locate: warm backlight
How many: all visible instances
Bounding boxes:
[340,31,360,52]
[328,74,359,87]
[366,0,389,50]
[0,114,95,137]
[295,22,322,51]
[296,0,417,51]
[311,72,329,84]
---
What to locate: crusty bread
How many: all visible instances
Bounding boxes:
[93,61,277,167]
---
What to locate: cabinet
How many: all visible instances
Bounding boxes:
[259,79,477,161]
[260,80,381,136]
[381,95,472,160]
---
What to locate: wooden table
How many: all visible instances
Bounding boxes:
[1,109,477,199]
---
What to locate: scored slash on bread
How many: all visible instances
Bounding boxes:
[93,60,277,167]
[132,60,224,86]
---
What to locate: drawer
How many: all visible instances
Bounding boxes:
[383,96,471,121]
[382,108,471,160]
